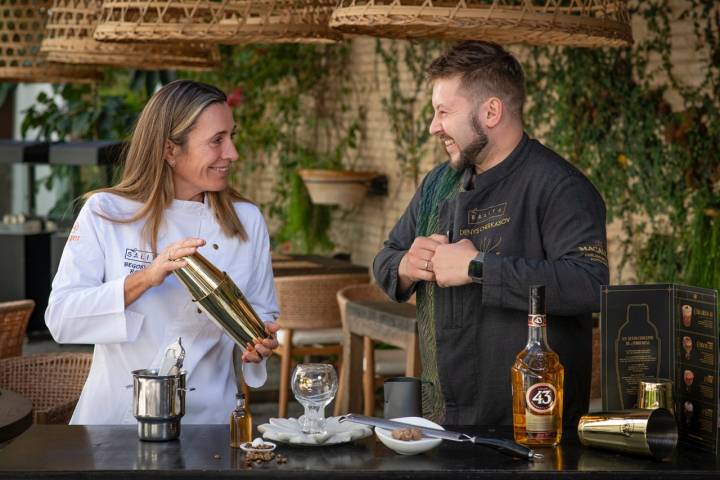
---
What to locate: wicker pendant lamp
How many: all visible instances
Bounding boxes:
[0,0,101,83]
[41,0,221,70]
[92,0,342,44]
[330,0,633,48]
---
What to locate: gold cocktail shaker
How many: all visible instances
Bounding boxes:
[173,252,270,347]
[577,409,677,460]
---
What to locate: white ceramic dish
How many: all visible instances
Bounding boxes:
[375,417,443,455]
[239,439,277,453]
[258,416,372,446]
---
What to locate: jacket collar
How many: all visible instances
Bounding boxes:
[168,193,210,213]
[462,133,530,192]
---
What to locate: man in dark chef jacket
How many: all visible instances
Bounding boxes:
[373,41,609,427]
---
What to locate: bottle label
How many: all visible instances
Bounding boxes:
[525,410,555,435]
[528,314,546,327]
[525,382,557,414]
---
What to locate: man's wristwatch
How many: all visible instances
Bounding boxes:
[468,252,485,284]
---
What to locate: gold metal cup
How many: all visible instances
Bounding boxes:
[637,378,674,415]
[173,252,269,347]
[577,409,677,460]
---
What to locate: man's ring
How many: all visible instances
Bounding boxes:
[424,260,430,271]
[168,252,174,262]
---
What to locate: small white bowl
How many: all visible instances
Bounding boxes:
[239,440,277,453]
[375,417,443,455]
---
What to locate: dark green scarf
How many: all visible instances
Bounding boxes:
[415,163,463,422]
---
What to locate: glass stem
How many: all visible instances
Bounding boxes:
[302,404,325,433]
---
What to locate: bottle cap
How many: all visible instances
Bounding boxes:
[529,285,545,315]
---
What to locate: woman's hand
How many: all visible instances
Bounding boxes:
[124,238,205,307]
[242,322,280,364]
[144,238,206,287]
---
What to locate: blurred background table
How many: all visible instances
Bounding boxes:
[271,253,368,278]
[341,299,418,416]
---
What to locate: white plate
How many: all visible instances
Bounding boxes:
[258,416,372,446]
[375,417,443,455]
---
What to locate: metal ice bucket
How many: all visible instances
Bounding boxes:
[173,252,270,347]
[132,369,187,442]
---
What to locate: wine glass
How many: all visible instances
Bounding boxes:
[291,363,338,435]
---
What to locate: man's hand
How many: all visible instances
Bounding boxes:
[242,322,280,363]
[431,238,479,288]
[398,235,449,291]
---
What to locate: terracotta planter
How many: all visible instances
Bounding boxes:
[298,169,378,207]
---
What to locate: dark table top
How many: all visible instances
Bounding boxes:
[0,389,32,445]
[0,424,716,479]
[347,300,417,333]
[272,254,368,278]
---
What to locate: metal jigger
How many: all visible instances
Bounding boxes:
[173,252,269,347]
[577,409,678,460]
[637,378,674,415]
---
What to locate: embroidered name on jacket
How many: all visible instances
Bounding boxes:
[124,248,155,272]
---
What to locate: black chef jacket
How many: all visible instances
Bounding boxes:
[373,133,609,427]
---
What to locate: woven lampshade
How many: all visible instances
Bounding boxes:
[93,0,342,44]
[41,0,221,71]
[330,0,633,48]
[0,0,101,83]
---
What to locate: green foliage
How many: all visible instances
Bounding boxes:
[192,44,365,253]
[20,70,157,222]
[376,39,441,187]
[523,0,720,290]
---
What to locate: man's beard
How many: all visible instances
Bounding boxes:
[457,115,489,172]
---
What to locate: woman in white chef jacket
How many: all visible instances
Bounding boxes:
[45,80,280,424]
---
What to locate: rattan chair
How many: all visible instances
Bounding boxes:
[0,300,35,359]
[0,352,93,424]
[274,272,369,418]
[334,283,408,416]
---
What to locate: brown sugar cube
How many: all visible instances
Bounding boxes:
[391,427,422,441]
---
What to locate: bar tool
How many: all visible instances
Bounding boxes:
[577,409,677,460]
[173,252,270,348]
[339,413,542,461]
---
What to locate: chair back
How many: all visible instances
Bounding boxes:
[0,352,93,424]
[275,273,369,330]
[0,300,35,359]
[337,283,388,330]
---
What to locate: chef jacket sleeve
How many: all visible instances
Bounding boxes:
[482,174,609,316]
[239,207,279,388]
[373,179,424,303]
[45,197,144,344]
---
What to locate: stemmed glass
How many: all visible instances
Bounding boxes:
[291,363,338,435]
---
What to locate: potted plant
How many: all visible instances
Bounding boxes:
[298,168,379,207]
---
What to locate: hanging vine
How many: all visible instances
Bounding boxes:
[376,39,442,187]
[194,43,366,253]
[522,0,719,290]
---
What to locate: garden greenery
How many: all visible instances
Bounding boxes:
[19,0,719,283]
[523,0,719,290]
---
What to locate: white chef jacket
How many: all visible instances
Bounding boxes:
[45,192,279,424]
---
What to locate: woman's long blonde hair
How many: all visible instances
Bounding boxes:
[88,80,249,253]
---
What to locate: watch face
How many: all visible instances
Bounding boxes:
[469,259,483,282]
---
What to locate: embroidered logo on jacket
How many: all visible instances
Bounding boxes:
[468,202,507,224]
[124,248,155,272]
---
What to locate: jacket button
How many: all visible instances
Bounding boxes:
[212,243,219,250]
[197,308,202,314]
